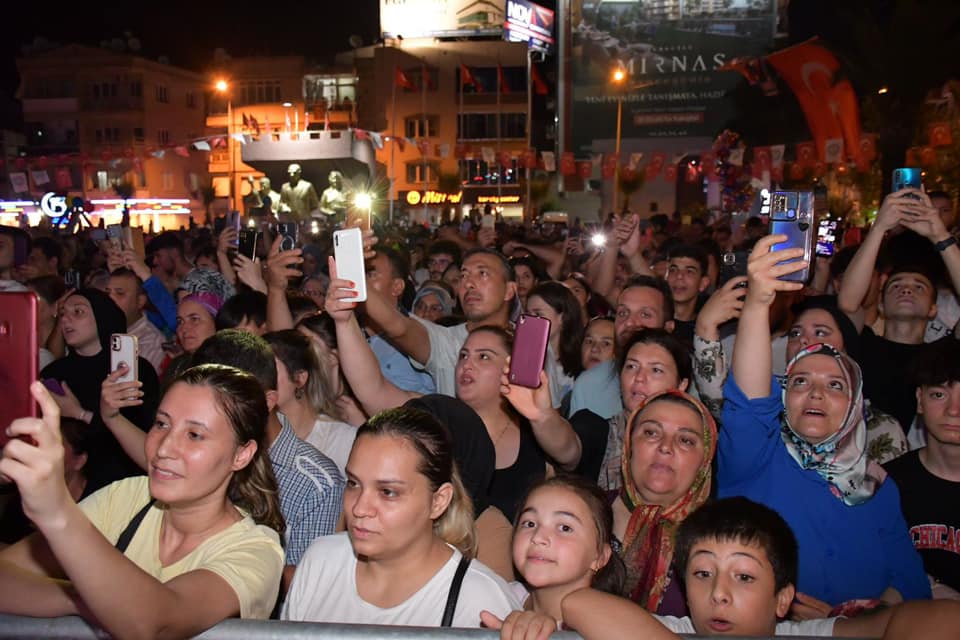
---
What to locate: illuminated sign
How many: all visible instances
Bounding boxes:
[504,0,554,52]
[381,0,505,39]
[477,194,521,204]
[40,192,68,218]
[406,190,463,206]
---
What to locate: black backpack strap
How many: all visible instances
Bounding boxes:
[115,501,155,553]
[440,555,472,627]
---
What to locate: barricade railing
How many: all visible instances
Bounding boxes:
[0,614,824,640]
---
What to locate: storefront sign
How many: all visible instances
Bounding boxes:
[40,192,68,218]
[405,190,463,206]
[381,0,504,39]
[505,0,554,52]
[477,194,521,204]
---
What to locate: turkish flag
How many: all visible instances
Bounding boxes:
[645,164,660,181]
[765,40,846,162]
[498,65,511,94]
[522,149,537,169]
[859,134,877,161]
[905,147,921,166]
[789,163,805,180]
[395,137,407,152]
[560,152,576,176]
[418,139,431,155]
[920,146,937,166]
[796,142,816,168]
[601,153,618,179]
[395,67,417,91]
[930,122,953,147]
[664,164,678,183]
[649,152,667,174]
[497,151,512,167]
[752,146,772,179]
[55,167,72,189]
[577,160,592,179]
[531,65,549,96]
[831,79,862,162]
[700,152,717,181]
[771,166,784,182]
[460,64,482,92]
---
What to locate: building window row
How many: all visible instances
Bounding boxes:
[155,85,169,103]
[459,159,520,186]
[238,81,282,106]
[94,127,121,144]
[458,113,526,140]
[404,114,439,138]
[406,163,437,184]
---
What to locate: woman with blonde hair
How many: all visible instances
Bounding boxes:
[283,407,520,627]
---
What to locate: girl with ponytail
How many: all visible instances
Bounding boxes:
[283,407,522,627]
[0,365,285,638]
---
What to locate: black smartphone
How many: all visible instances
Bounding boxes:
[64,269,81,289]
[277,222,299,252]
[238,229,259,260]
[717,251,749,288]
[769,190,815,283]
[214,216,227,235]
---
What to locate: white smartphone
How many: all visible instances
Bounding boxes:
[110,333,139,383]
[333,227,368,302]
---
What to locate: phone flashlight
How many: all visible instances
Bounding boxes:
[591,233,607,248]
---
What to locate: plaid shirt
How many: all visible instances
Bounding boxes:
[270,418,345,565]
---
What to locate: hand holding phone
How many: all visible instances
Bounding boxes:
[768,190,814,283]
[508,314,551,388]
[110,334,139,384]
[333,227,367,302]
[277,222,299,252]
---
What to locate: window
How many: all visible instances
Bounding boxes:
[133,127,145,142]
[404,114,439,138]
[130,80,142,97]
[157,129,171,145]
[459,158,519,185]
[96,171,109,191]
[406,163,437,184]
[95,127,121,143]
[91,82,117,100]
[186,91,197,108]
[155,85,169,103]
[400,67,439,93]
[237,80,282,106]
[458,113,526,140]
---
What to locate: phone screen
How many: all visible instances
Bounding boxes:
[816,220,837,257]
[892,168,922,193]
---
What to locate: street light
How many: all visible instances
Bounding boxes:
[215,79,235,213]
[610,62,627,215]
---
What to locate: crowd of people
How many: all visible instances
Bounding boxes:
[0,188,959,639]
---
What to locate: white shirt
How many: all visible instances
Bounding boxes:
[127,315,166,374]
[303,415,357,473]
[655,615,837,636]
[282,532,520,627]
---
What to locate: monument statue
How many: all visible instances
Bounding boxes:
[279,163,320,221]
[319,170,348,222]
[245,175,281,218]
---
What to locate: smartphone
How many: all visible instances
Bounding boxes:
[892,167,922,193]
[238,229,259,260]
[0,292,38,445]
[64,269,81,290]
[509,314,551,388]
[42,378,65,396]
[277,222,299,252]
[816,219,838,257]
[333,227,368,302]
[214,216,227,235]
[482,213,495,229]
[717,251,749,288]
[769,190,815,283]
[110,333,139,383]
[124,227,146,258]
[90,228,106,242]
[106,224,125,252]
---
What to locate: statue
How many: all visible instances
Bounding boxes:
[245,176,281,218]
[319,170,348,223]
[279,163,320,222]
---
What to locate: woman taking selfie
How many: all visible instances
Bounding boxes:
[282,407,519,626]
[720,234,929,611]
[0,365,285,637]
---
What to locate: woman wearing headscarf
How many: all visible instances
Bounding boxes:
[41,289,159,492]
[720,235,929,611]
[612,390,717,615]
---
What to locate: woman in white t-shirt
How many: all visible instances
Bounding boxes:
[264,329,356,471]
[282,406,521,627]
[0,365,285,636]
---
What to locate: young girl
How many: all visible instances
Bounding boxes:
[281,407,520,627]
[480,475,625,634]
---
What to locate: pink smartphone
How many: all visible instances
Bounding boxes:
[509,314,551,389]
[0,292,38,446]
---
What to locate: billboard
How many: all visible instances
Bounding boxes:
[381,0,505,38]
[504,0,555,52]
[571,0,778,151]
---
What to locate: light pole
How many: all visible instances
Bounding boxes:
[610,64,626,216]
[215,79,234,213]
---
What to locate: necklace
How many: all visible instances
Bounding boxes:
[492,416,513,447]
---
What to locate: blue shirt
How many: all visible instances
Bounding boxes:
[143,275,177,335]
[568,359,623,420]
[269,419,345,565]
[719,375,931,605]
[368,332,436,395]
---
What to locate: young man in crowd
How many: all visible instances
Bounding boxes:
[885,341,960,598]
[666,244,711,344]
[105,267,166,374]
[424,239,462,282]
[567,274,675,420]
[23,236,63,279]
[0,227,29,292]
[839,188,960,432]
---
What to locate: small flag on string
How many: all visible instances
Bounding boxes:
[193,140,212,151]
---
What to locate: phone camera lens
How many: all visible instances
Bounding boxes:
[787,209,796,219]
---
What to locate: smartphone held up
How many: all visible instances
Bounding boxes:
[509,314,551,389]
[768,190,814,283]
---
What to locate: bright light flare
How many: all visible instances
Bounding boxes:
[354,192,373,211]
[215,79,228,93]
[591,233,607,247]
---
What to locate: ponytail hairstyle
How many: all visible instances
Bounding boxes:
[296,312,354,420]
[516,474,626,596]
[173,364,286,535]
[263,330,326,415]
[358,408,477,558]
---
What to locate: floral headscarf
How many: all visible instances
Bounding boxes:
[780,343,886,506]
[619,390,717,612]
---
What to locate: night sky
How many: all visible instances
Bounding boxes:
[0,1,381,123]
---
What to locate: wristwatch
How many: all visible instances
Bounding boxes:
[935,236,958,252]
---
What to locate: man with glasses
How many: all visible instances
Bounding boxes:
[425,240,462,281]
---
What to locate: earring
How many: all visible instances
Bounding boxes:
[294,387,305,400]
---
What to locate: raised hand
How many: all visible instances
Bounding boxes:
[100,365,144,420]
[500,365,553,423]
[324,256,361,323]
[695,275,748,341]
[743,234,807,308]
[264,235,303,289]
[0,381,72,529]
[233,254,267,293]
[480,609,560,640]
